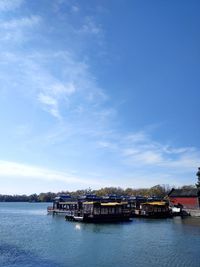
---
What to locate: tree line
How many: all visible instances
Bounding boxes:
[0,184,196,202]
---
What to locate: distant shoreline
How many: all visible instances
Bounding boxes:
[0,184,196,202]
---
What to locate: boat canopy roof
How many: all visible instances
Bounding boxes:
[83,201,128,206]
[101,202,128,206]
[83,201,98,205]
[142,201,167,206]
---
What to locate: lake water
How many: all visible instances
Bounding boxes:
[0,202,200,267]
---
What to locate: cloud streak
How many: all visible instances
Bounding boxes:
[77,16,102,35]
[0,160,102,187]
[0,0,199,192]
[0,15,41,43]
[97,130,200,174]
[0,0,24,11]
[0,47,111,127]
[1,16,41,29]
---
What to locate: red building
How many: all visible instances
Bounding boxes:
[168,188,200,209]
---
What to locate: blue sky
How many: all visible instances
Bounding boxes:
[0,0,199,194]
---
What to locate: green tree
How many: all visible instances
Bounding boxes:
[29,194,38,202]
[181,185,195,190]
[196,167,200,188]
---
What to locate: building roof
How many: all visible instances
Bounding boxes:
[168,188,200,197]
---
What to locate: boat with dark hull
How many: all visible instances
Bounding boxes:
[48,194,131,222]
[65,201,131,222]
[47,194,79,216]
[134,201,171,218]
[48,194,171,221]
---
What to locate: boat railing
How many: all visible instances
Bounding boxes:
[74,210,84,217]
[47,206,54,211]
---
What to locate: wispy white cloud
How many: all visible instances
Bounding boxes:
[1,16,41,29]
[78,16,102,35]
[0,1,106,122]
[123,149,163,165]
[0,160,102,187]
[2,50,109,124]
[0,15,41,43]
[0,0,24,11]
[37,93,61,119]
[0,0,199,191]
[97,141,117,149]
[125,132,149,143]
[100,130,200,172]
[71,4,79,13]
[52,1,103,41]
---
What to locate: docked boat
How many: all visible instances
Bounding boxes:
[48,194,131,222]
[48,194,171,221]
[47,194,79,216]
[67,201,131,222]
[134,201,171,218]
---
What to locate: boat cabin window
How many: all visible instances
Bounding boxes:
[108,207,115,214]
[101,208,108,214]
[115,207,122,214]
[94,207,100,215]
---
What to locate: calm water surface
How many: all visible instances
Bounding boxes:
[0,202,200,267]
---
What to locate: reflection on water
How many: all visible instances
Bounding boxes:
[0,203,200,267]
[181,217,200,227]
[75,223,81,230]
[173,215,200,227]
[0,242,65,267]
